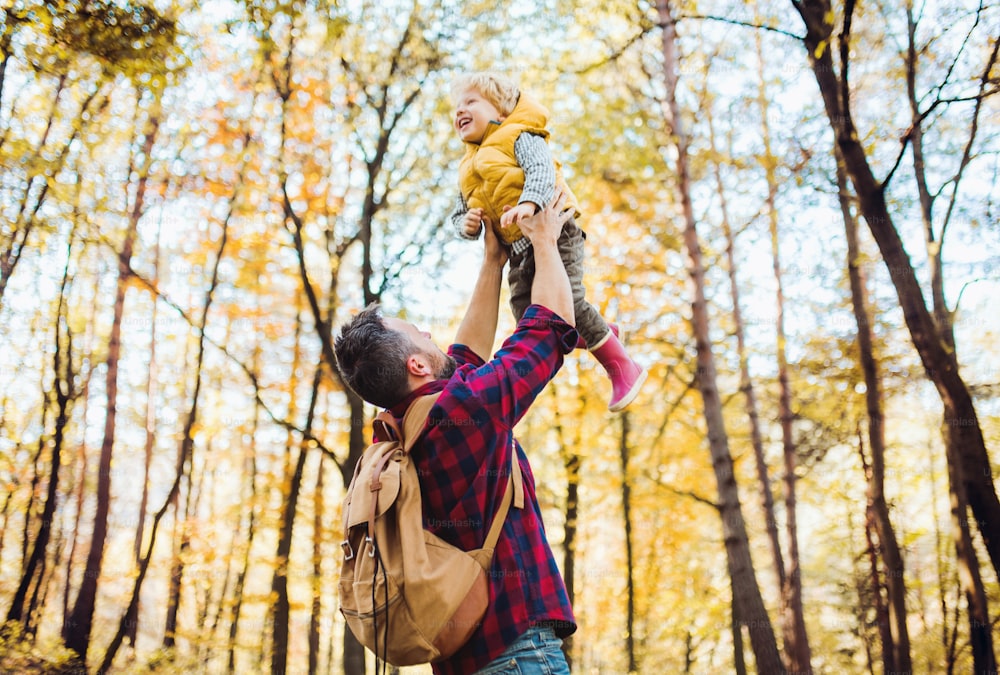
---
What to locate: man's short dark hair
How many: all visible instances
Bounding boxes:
[334,303,414,408]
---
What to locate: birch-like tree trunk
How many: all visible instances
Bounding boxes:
[705,93,786,601]
[754,43,812,673]
[654,2,782,672]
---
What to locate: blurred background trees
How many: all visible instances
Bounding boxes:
[0,0,996,673]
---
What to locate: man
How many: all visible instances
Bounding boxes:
[334,193,577,675]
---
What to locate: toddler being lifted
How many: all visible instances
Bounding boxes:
[450,71,646,411]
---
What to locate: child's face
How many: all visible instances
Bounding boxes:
[453,87,505,143]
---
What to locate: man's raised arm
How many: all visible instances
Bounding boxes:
[454,219,508,362]
[516,192,575,325]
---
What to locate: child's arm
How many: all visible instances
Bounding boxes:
[450,195,484,240]
[501,133,557,228]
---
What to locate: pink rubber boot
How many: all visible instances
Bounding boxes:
[590,331,647,412]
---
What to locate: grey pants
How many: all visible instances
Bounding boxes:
[507,217,609,347]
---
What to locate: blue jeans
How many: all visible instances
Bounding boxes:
[475,626,571,675]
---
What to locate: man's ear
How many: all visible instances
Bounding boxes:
[405,353,433,377]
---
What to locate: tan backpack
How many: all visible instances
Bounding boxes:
[338,393,523,666]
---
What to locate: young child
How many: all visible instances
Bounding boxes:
[449,71,646,412]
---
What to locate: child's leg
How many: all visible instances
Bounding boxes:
[507,246,534,323]
[558,219,646,412]
[557,219,609,345]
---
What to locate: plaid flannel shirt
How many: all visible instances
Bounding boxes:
[384,304,578,675]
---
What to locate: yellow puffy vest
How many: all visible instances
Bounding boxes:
[457,93,580,244]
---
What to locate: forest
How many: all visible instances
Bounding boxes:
[0,0,997,673]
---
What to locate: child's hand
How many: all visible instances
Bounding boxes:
[499,202,537,229]
[462,209,484,238]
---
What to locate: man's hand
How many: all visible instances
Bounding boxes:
[515,192,571,247]
[499,202,537,229]
[517,191,575,325]
[462,208,485,238]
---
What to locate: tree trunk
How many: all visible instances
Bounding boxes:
[270,331,300,675]
[341,392,368,675]
[793,2,997,669]
[228,398,260,674]
[728,557,749,675]
[60,261,99,631]
[550,381,582,671]
[6,233,76,626]
[656,3,783,672]
[63,102,159,663]
[943,418,996,674]
[270,443,304,675]
[62,416,89,631]
[837,148,912,673]
[97,125,231,670]
[23,435,48,572]
[903,16,997,671]
[562,450,580,671]
[791,0,1000,581]
[619,413,637,674]
[129,219,163,645]
[706,98,786,597]
[309,456,325,675]
[271,355,322,675]
[858,432,897,675]
[754,35,812,671]
[163,471,194,649]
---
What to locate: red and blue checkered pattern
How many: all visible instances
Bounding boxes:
[382,304,578,675]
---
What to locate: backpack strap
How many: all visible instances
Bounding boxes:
[400,393,442,453]
[367,393,442,496]
[364,393,523,560]
[482,434,523,554]
[400,397,524,541]
[366,393,443,546]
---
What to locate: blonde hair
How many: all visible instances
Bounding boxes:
[450,71,520,116]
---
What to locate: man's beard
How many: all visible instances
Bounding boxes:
[434,354,458,380]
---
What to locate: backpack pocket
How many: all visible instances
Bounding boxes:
[338,553,439,665]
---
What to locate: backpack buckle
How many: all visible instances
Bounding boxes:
[341,540,355,561]
[365,536,376,557]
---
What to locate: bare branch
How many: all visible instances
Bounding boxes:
[940,32,1000,243]
[679,13,803,41]
[657,483,720,511]
[571,26,653,75]
[572,11,802,76]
